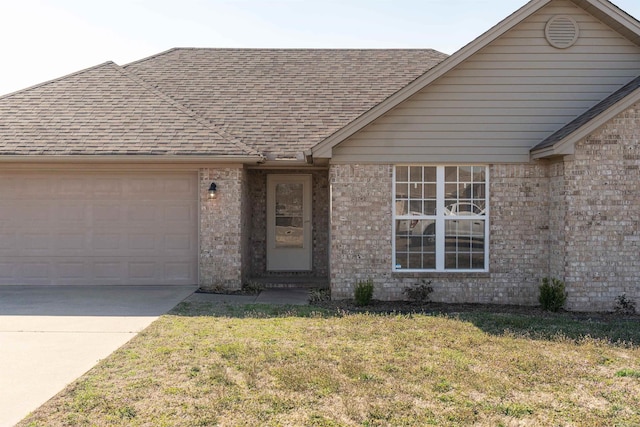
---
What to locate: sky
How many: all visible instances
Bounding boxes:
[1,0,640,96]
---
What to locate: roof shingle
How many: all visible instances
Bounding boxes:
[124,48,447,159]
[0,62,262,157]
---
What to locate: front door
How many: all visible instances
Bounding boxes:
[266,174,312,271]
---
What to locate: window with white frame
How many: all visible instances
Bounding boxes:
[393,166,488,272]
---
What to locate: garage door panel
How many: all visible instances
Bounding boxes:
[128,233,158,251]
[17,177,52,199]
[54,203,88,223]
[94,178,124,197]
[93,204,124,223]
[93,260,126,281]
[163,176,199,199]
[126,177,158,198]
[128,262,157,280]
[0,232,16,251]
[165,233,193,251]
[0,171,198,286]
[0,262,15,280]
[127,204,160,222]
[57,261,89,281]
[22,233,53,252]
[55,177,90,199]
[19,203,52,222]
[164,261,193,280]
[20,261,52,280]
[92,232,123,251]
[55,233,86,251]
[164,204,196,222]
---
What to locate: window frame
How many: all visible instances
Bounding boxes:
[392,165,490,273]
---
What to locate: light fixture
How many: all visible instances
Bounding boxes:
[208,182,217,199]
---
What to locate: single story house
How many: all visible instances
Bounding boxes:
[1,0,640,311]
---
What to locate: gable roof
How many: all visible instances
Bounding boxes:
[0,62,262,161]
[123,48,447,160]
[531,75,640,157]
[311,0,640,159]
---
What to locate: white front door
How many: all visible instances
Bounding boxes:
[266,174,312,271]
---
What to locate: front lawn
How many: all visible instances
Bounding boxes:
[20,302,640,426]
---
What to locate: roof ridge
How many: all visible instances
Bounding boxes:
[124,47,445,57]
[0,61,116,101]
[111,63,264,159]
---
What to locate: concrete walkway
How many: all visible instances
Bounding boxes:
[0,285,197,427]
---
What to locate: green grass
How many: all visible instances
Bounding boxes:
[19,302,640,427]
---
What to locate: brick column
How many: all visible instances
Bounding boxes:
[199,166,248,291]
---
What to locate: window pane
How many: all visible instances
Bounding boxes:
[410,166,423,182]
[275,183,304,248]
[396,166,408,182]
[396,183,408,199]
[395,200,408,216]
[424,200,437,215]
[459,166,472,181]
[445,166,457,182]
[472,166,485,183]
[409,183,423,199]
[425,183,436,198]
[409,200,423,214]
[445,183,457,198]
[394,219,435,270]
[424,167,437,182]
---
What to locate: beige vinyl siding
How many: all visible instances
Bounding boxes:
[332,0,640,164]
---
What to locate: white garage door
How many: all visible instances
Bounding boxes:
[0,171,198,285]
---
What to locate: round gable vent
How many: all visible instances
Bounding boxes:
[545,15,580,49]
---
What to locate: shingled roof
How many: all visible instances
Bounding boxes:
[124,48,448,160]
[0,62,261,158]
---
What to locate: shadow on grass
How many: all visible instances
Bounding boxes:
[170,300,640,347]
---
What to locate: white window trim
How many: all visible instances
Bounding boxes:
[392,165,490,273]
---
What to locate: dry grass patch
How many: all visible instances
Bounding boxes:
[19,302,640,427]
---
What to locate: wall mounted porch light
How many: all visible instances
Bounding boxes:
[208,182,218,199]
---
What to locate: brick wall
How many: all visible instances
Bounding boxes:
[549,160,566,281]
[199,167,246,291]
[560,103,640,311]
[329,163,549,305]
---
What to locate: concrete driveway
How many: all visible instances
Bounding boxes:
[0,285,197,427]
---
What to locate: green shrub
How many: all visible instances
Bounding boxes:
[614,294,636,315]
[538,277,567,312]
[354,279,374,306]
[404,279,434,302]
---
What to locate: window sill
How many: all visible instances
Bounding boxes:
[392,271,490,279]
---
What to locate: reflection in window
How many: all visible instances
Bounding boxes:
[275,183,304,248]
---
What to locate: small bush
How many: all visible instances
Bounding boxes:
[538,277,567,312]
[614,294,636,315]
[404,279,434,302]
[354,279,374,306]
[308,288,330,303]
[242,281,264,295]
